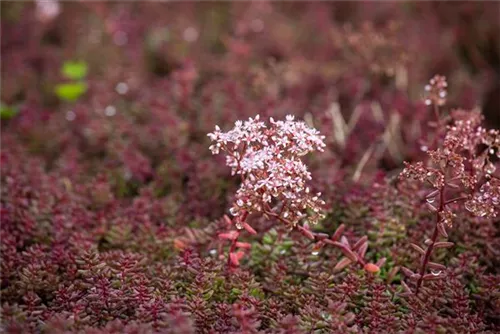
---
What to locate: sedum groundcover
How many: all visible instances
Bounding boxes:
[1,2,500,333]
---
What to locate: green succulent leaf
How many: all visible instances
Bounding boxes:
[0,103,19,120]
[55,82,88,102]
[61,60,88,80]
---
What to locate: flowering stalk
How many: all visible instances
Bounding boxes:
[209,115,327,267]
[209,115,381,272]
[399,76,500,296]
[415,186,444,295]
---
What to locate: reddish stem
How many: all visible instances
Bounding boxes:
[444,196,467,206]
[433,104,440,124]
[415,186,444,295]
[263,207,367,269]
[227,237,238,268]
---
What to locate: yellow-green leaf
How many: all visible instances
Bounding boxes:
[55,82,88,102]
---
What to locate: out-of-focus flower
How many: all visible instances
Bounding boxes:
[424,75,448,106]
[35,0,61,23]
[464,179,500,218]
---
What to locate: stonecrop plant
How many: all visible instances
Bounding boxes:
[3,2,500,333]
[208,115,326,265]
[399,76,500,295]
[208,115,326,227]
[208,115,382,272]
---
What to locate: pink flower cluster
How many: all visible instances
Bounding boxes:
[35,0,60,23]
[424,74,448,106]
[465,179,500,218]
[208,115,326,228]
[401,109,499,220]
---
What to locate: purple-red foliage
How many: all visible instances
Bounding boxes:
[1,1,500,333]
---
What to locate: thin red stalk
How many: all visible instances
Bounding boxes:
[278,200,288,217]
[444,196,467,206]
[428,103,444,154]
[227,238,237,268]
[433,104,440,124]
[263,207,367,267]
[263,208,291,226]
[415,186,444,295]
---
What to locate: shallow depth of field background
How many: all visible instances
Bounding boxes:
[1,2,500,333]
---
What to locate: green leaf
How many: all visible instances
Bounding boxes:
[0,103,18,120]
[230,288,242,297]
[55,82,88,102]
[262,228,277,245]
[61,60,88,80]
[203,289,214,300]
[262,233,274,245]
[249,288,265,299]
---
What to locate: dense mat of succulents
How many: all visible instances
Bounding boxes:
[1,2,500,333]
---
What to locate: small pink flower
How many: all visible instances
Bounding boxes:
[208,115,326,228]
[35,0,61,23]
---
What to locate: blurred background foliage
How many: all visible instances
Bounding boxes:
[1,1,500,333]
